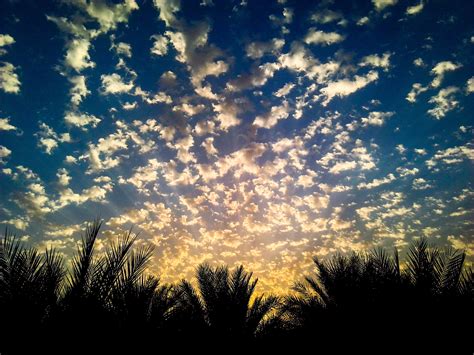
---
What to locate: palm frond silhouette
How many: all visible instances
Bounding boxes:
[1,222,473,353]
[173,263,279,340]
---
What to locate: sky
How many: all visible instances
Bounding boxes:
[0,0,473,293]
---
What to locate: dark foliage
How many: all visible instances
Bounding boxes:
[0,222,472,353]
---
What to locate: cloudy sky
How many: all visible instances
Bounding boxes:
[0,0,473,293]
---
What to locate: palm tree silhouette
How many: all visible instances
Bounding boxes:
[283,237,473,351]
[1,221,473,353]
[172,263,279,341]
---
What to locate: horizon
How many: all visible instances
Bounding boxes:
[0,0,473,294]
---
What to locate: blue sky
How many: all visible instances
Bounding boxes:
[0,0,473,292]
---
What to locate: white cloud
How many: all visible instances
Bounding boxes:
[253,101,290,129]
[359,52,391,71]
[396,144,406,154]
[69,75,90,105]
[57,168,71,187]
[65,38,95,72]
[426,144,474,168]
[101,73,134,94]
[329,161,357,174]
[413,58,425,67]
[304,29,344,46]
[430,61,462,88]
[65,111,101,129]
[111,41,132,58]
[466,77,474,93]
[274,83,295,97]
[194,120,215,136]
[77,0,139,34]
[406,2,424,15]
[246,38,284,59]
[358,173,396,189]
[0,145,12,162]
[213,100,241,131]
[427,86,460,119]
[150,34,169,56]
[0,62,21,94]
[406,83,428,103]
[57,184,112,209]
[0,117,17,131]
[0,34,15,47]
[372,0,398,11]
[153,0,181,27]
[35,122,71,154]
[361,111,395,126]
[164,21,228,90]
[202,137,218,156]
[0,34,15,55]
[311,9,343,24]
[357,17,370,26]
[65,155,77,164]
[320,70,379,106]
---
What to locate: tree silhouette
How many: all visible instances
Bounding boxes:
[171,263,279,341]
[1,222,473,354]
[283,238,473,352]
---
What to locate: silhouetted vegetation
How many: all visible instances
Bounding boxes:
[1,220,472,353]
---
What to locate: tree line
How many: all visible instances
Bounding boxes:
[1,220,472,354]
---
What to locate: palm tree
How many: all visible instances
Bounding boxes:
[0,228,66,354]
[283,238,473,350]
[172,263,279,341]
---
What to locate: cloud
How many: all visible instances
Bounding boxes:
[65,38,95,72]
[0,217,29,230]
[154,0,181,27]
[357,17,370,26]
[358,173,396,189]
[0,34,15,47]
[0,117,17,131]
[0,145,12,162]
[0,34,15,55]
[246,38,284,59]
[361,111,395,126]
[101,73,134,94]
[56,183,112,209]
[35,122,71,154]
[202,137,218,156]
[466,77,474,93]
[75,0,139,33]
[150,34,169,56]
[406,2,424,15]
[226,62,280,91]
[406,83,428,103]
[65,111,101,129]
[56,168,71,187]
[213,99,242,131]
[69,75,90,105]
[304,29,345,46]
[372,0,398,11]
[80,124,131,172]
[320,70,379,106]
[426,144,474,168]
[329,161,357,174]
[310,9,343,24]
[430,61,462,88]
[359,52,391,71]
[274,83,295,97]
[111,40,132,58]
[163,18,228,90]
[427,86,460,119]
[0,62,20,94]
[253,101,290,129]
